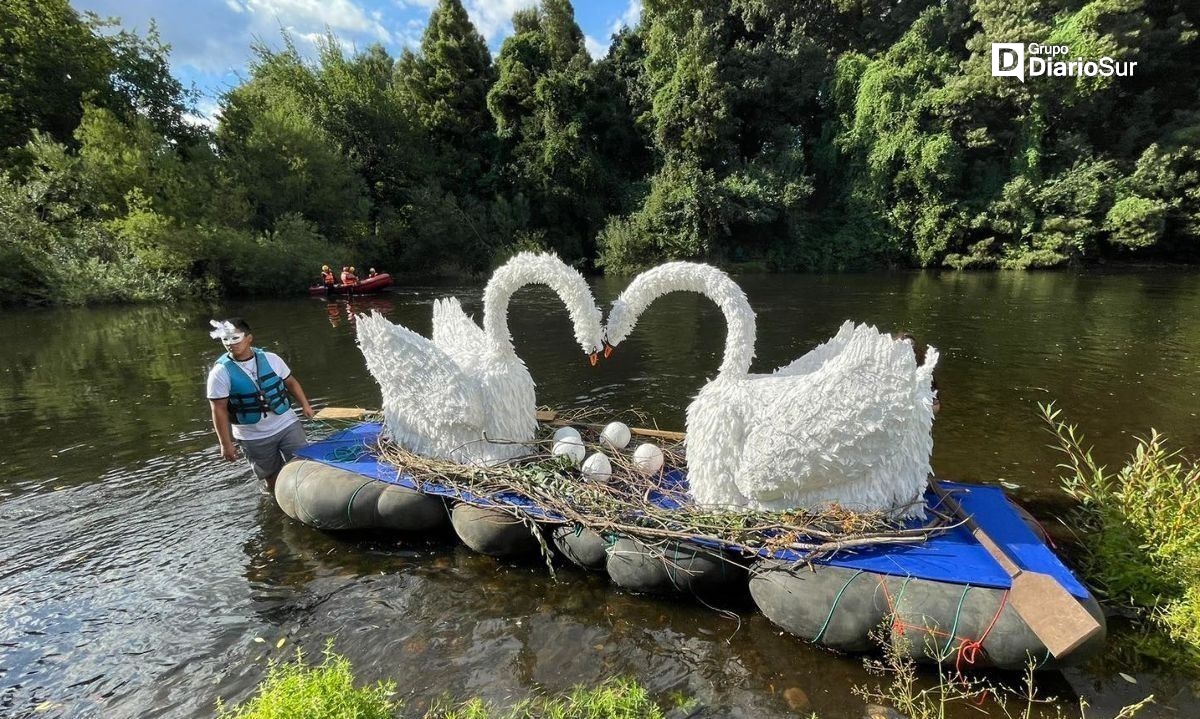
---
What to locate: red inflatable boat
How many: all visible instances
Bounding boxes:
[309,273,393,296]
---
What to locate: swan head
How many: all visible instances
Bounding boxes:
[603,297,637,350]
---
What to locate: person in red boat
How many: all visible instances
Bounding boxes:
[340,266,358,285]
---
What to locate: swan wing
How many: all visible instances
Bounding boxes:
[432,297,486,364]
[771,320,857,377]
[355,310,484,431]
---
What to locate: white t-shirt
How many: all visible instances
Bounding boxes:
[207,350,299,441]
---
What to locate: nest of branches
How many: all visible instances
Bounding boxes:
[371,408,947,564]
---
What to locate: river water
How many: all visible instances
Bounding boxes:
[1,270,1197,718]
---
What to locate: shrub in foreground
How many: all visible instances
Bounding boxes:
[1042,403,1200,667]
[217,645,397,719]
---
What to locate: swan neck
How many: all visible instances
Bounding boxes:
[482,256,599,352]
[622,264,755,377]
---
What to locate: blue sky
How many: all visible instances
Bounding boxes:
[69,0,642,126]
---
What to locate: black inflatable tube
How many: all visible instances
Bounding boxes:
[606,537,747,597]
[450,503,543,558]
[275,459,449,532]
[749,559,1106,669]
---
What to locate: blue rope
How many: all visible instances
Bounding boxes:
[814,569,865,644]
[326,444,369,462]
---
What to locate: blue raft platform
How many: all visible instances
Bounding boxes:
[276,422,1105,671]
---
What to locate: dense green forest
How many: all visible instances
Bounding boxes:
[2,0,1198,305]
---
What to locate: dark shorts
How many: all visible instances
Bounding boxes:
[237,422,308,481]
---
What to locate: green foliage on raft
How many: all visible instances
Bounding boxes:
[1043,403,1200,669]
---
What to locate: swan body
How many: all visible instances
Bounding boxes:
[357,252,604,464]
[605,262,938,517]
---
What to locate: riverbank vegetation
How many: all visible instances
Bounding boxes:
[217,644,673,719]
[1043,404,1200,670]
[3,0,1199,306]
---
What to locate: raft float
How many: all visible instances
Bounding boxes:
[275,420,1105,671]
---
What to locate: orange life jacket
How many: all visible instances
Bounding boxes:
[321,270,335,285]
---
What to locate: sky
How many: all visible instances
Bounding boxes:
[69,0,642,127]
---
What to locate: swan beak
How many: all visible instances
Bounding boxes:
[603,342,613,359]
[589,352,599,367]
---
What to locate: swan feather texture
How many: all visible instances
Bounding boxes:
[357,252,603,464]
[605,262,938,518]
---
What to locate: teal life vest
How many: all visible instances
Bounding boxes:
[216,348,291,425]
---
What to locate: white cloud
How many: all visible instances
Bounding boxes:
[72,0,402,76]
[611,0,641,33]
[584,34,606,60]
[245,0,394,44]
[463,0,537,43]
[183,97,223,130]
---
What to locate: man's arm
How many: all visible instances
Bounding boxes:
[284,375,315,418]
[210,399,238,461]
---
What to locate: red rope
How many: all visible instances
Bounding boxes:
[956,589,1009,674]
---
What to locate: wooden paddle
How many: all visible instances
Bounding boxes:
[927,478,1101,658]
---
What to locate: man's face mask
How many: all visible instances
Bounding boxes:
[209,320,246,348]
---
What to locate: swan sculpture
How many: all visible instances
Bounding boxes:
[356,252,604,464]
[603,262,939,517]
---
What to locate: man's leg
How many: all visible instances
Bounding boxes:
[240,435,288,495]
[264,422,308,494]
[277,422,308,463]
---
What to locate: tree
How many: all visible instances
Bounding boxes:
[0,0,193,151]
[394,0,495,189]
[217,44,370,242]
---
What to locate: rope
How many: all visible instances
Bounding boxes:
[942,584,972,656]
[345,480,373,526]
[813,570,864,644]
[327,444,369,463]
[956,588,1009,673]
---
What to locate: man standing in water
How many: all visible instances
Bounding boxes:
[206,318,314,494]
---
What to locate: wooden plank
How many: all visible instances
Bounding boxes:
[313,407,369,420]
[928,479,1102,658]
[314,407,683,441]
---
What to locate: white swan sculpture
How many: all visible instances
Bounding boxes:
[604,262,939,517]
[356,252,604,464]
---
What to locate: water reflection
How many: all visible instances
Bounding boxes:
[0,270,1198,718]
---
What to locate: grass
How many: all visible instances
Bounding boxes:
[217,645,674,719]
[1041,403,1200,669]
[426,677,671,719]
[855,631,1154,719]
[221,639,1158,719]
[216,643,397,719]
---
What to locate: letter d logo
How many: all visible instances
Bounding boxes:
[991,43,1025,82]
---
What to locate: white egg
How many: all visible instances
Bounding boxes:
[581,452,613,481]
[552,426,582,443]
[599,421,632,450]
[631,443,665,475]
[552,437,586,466]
